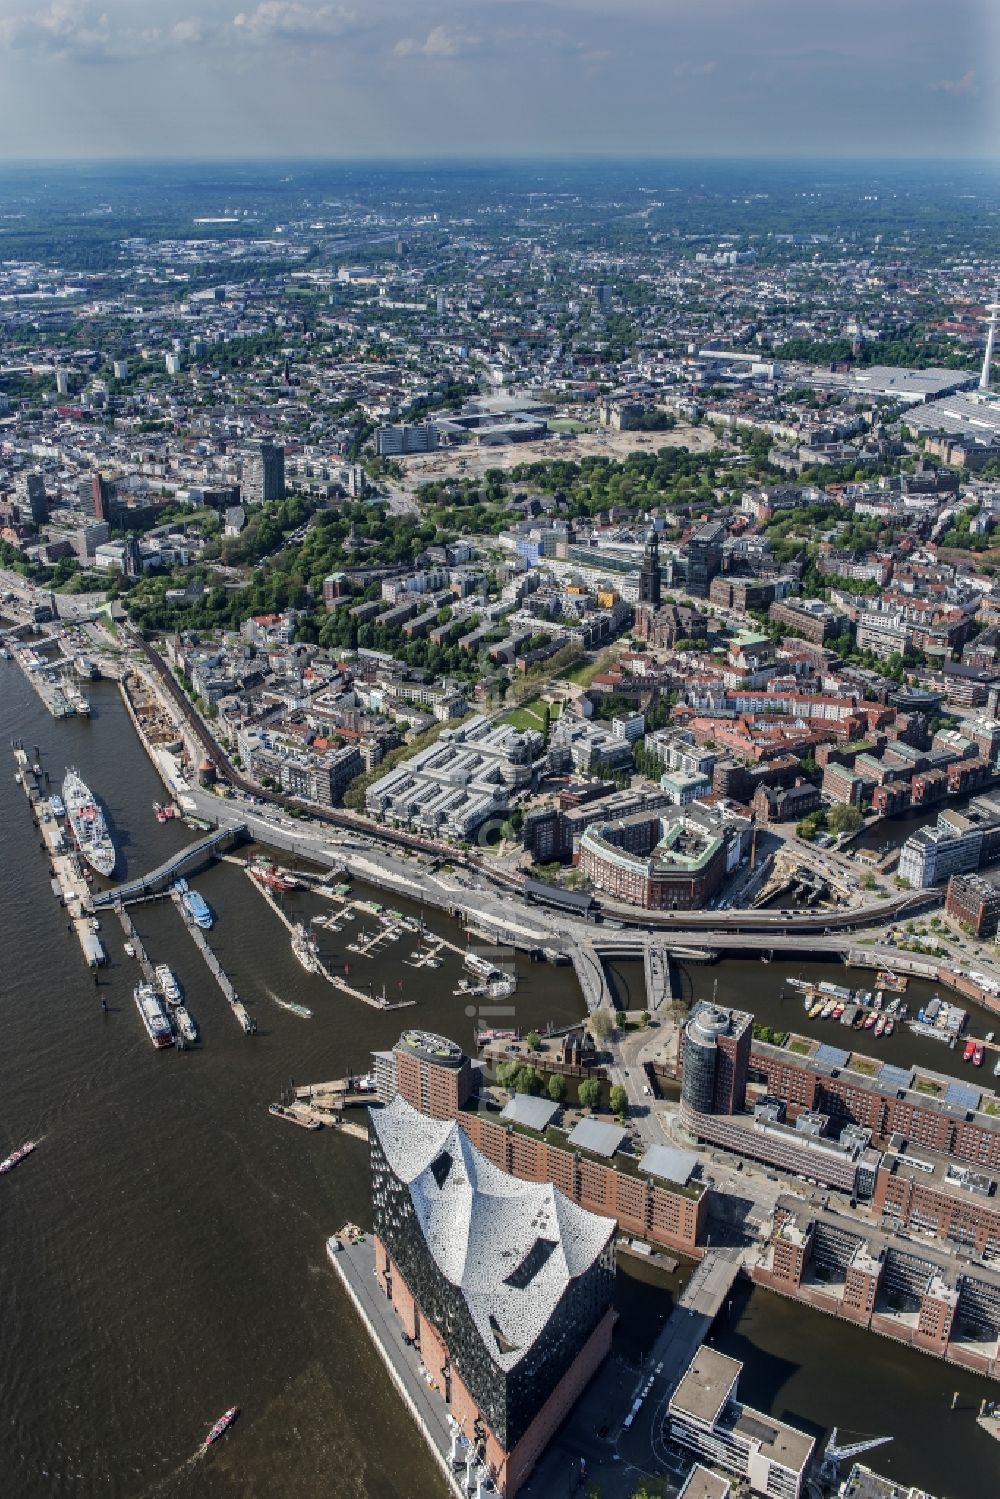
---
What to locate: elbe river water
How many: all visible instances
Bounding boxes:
[1,662,997,1498]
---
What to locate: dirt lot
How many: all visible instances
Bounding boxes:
[397,421,716,487]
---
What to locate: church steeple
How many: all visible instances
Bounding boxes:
[639,527,661,607]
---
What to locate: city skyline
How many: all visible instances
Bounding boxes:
[0,0,995,161]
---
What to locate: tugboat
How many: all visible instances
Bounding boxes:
[249,857,295,892]
[203,1407,239,1447]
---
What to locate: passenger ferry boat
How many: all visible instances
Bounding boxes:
[155,964,181,1004]
[0,1140,36,1175]
[134,984,174,1049]
[175,879,213,930]
[203,1407,239,1446]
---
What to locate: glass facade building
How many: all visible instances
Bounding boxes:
[370,1094,616,1453]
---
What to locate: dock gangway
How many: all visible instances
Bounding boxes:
[91,824,248,907]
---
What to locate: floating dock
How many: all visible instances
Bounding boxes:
[170,886,255,1034]
[11,645,89,718]
[14,746,106,969]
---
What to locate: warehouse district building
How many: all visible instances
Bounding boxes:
[370,1094,617,1497]
[676,1005,1000,1375]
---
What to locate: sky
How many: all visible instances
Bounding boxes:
[0,0,996,161]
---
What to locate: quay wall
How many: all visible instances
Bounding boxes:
[325,1240,465,1499]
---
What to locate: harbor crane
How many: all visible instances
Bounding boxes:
[818,1428,892,1484]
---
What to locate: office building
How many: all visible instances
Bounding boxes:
[80,472,114,523]
[945,871,1000,937]
[375,421,438,456]
[370,1094,617,1497]
[18,471,47,525]
[668,1346,814,1499]
[579,809,737,911]
[685,520,726,598]
[242,437,286,505]
[374,1028,474,1120]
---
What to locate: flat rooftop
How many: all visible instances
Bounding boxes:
[671,1346,740,1426]
[724,1404,815,1475]
[678,1465,732,1499]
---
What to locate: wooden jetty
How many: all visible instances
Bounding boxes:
[243,867,415,1012]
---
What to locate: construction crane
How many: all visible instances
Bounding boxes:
[817,1427,892,1484]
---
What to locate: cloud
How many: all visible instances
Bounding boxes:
[232,3,358,43]
[930,68,979,96]
[674,59,718,78]
[394,24,481,59]
[0,2,201,61]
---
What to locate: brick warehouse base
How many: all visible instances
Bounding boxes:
[374,1234,616,1498]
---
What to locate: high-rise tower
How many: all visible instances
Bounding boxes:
[980,297,1000,393]
[638,527,662,607]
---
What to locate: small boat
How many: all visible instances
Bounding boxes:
[993,1053,1000,1077]
[123,941,136,959]
[0,1140,36,1175]
[974,1044,985,1067]
[203,1407,240,1447]
[874,1016,885,1038]
[885,1018,895,1036]
[273,998,313,1019]
[153,802,170,824]
[820,1001,835,1020]
[832,1003,845,1021]
[155,964,181,1004]
[964,1040,977,1063]
[864,1012,876,1029]
[173,1005,198,1042]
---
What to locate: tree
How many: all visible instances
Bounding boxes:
[495,1060,519,1089]
[589,1009,613,1041]
[614,1009,627,1031]
[639,1009,651,1029]
[609,1084,629,1118]
[578,1078,602,1111]
[827,802,863,836]
[514,1065,545,1096]
[547,1073,567,1103]
[525,1031,541,1053]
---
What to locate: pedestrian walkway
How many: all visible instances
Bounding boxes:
[327,1235,483,1498]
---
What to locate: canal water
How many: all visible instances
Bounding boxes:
[709,1279,999,1499]
[679,958,1000,1087]
[2,662,997,1498]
